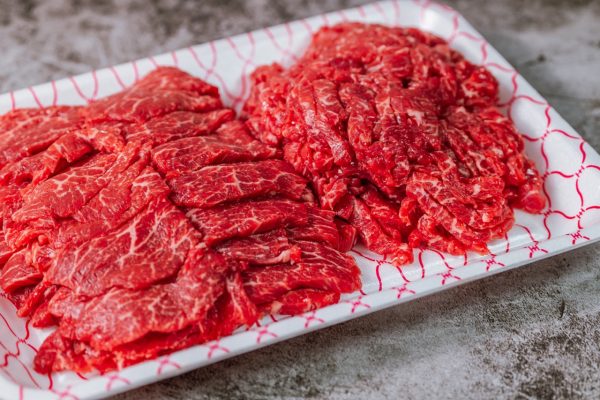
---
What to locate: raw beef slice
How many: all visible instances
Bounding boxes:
[243,22,547,265]
[0,66,362,375]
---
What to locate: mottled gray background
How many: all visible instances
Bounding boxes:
[2,0,599,399]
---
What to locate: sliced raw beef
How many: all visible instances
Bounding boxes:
[10,144,138,226]
[286,207,340,250]
[186,198,310,246]
[408,214,467,255]
[262,288,340,315]
[50,164,170,250]
[360,186,409,241]
[0,106,82,169]
[45,287,77,320]
[198,272,259,342]
[0,248,41,293]
[243,22,546,264]
[125,109,235,146]
[3,285,35,310]
[350,197,414,265]
[243,240,361,305]
[0,235,12,266]
[0,133,92,186]
[36,250,255,373]
[1,165,170,318]
[335,220,358,252]
[15,279,55,318]
[86,68,223,123]
[168,160,308,208]
[58,247,229,351]
[0,66,361,375]
[152,122,278,178]
[130,67,221,95]
[216,229,301,265]
[3,151,118,248]
[30,292,58,328]
[35,324,203,374]
[46,197,200,297]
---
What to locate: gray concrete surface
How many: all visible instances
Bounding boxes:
[1,0,599,398]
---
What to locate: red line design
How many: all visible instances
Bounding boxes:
[264,26,299,63]
[417,250,426,279]
[375,262,383,291]
[69,70,99,103]
[346,296,371,313]
[395,284,416,299]
[105,373,131,390]
[50,81,58,106]
[206,341,230,359]
[0,367,18,385]
[0,313,19,338]
[338,9,350,22]
[302,311,325,328]
[110,66,127,89]
[358,5,367,18]
[440,271,461,285]
[50,385,79,400]
[187,46,241,104]
[156,356,181,376]
[255,326,278,344]
[27,87,44,109]
[148,56,160,68]
[9,91,16,111]
[569,230,590,245]
[392,0,401,24]
[0,342,43,389]
[394,265,412,283]
[300,19,314,35]
[372,2,387,21]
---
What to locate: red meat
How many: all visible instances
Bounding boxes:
[0,248,42,293]
[243,240,361,305]
[125,109,235,145]
[7,143,141,248]
[263,289,340,315]
[152,122,277,178]
[216,229,301,265]
[168,160,308,208]
[0,106,82,169]
[0,66,361,375]
[86,68,223,123]
[186,198,310,246]
[46,197,200,297]
[243,22,546,263]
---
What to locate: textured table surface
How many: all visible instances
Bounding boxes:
[2,0,600,399]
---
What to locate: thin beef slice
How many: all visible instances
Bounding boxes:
[152,122,278,178]
[85,67,223,123]
[186,198,310,246]
[168,160,308,208]
[125,109,235,146]
[243,240,361,305]
[216,229,301,265]
[0,106,82,169]
[46,197,200,297]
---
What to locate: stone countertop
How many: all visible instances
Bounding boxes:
[2,0,599,399]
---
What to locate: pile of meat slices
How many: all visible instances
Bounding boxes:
[244,23,546,265]
[0,22,548,375]
[0,67,361,373]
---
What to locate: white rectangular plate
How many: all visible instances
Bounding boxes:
[1,1,600,399]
